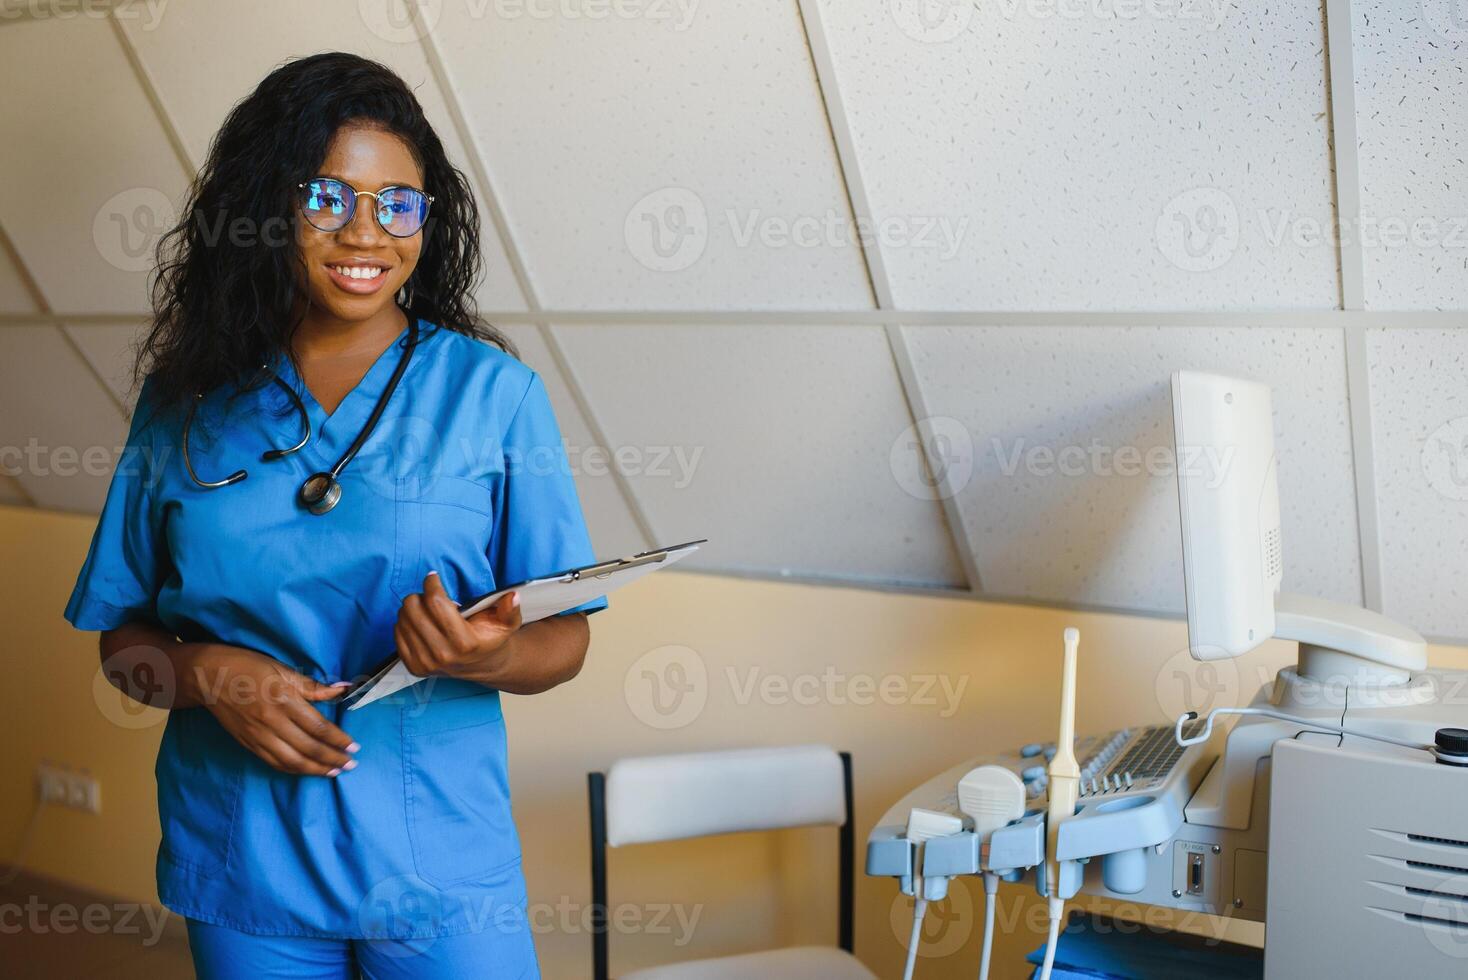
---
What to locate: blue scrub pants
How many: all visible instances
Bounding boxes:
[186,918,540,979]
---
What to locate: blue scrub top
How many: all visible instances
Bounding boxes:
[64,319,606,941]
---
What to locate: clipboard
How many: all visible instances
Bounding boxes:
[341,539,705,710]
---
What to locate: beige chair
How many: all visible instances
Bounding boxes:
[587,744,875,980]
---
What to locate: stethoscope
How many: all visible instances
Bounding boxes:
[181,318,420,515]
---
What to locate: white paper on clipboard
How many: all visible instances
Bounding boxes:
[343,539,703,710]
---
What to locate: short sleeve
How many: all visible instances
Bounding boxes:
[63,377,173,631]
[490,372,607,617]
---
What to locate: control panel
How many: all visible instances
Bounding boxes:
[867,723,1221,905]
[1013,723,1202,805]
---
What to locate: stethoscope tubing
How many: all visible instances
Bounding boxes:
[180,318,420,514]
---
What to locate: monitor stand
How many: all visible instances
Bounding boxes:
[1273,591,1428,701]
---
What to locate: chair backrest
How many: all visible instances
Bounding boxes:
[587,744,855,980]
[605,743,846,846]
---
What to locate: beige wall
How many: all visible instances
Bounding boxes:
[6,502,1466,978]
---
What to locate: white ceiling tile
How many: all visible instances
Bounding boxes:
[499,323,648,558]
[118,0,528,312]
[0,325,128,513]
[814,1,1339,311]
[555,324,967,587]
[1352,0,1468,310]
[63,322,147,407]
[903,325,1361,613]
[0,17,191,314]
[432,2,873,310]
[0,243,39,314]
[1366,326,1468,640]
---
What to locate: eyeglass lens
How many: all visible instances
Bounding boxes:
[298,178,429,238]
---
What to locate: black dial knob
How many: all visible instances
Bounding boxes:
[1434,728,1468,766]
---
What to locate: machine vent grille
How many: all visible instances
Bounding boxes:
[1262,526,1282,580]
[1407,858,1468,876]
[1405,912,1468,933]
[1409,833,1468,850]
[1407,885,1468,904]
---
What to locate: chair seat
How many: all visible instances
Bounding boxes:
[621,945,876,980]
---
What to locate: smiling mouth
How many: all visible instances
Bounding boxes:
[328,264,387,281]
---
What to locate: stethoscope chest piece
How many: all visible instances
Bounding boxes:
[300,472,342,515]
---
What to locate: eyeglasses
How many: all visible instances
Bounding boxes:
[296,177,434,238]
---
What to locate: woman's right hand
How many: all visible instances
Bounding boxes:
[183,643,360,777]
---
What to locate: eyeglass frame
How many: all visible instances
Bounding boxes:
[294,177,436,238]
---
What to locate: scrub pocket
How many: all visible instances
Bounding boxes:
[392,475,497,600]
[155,707,245,875]
[402,688,522,887]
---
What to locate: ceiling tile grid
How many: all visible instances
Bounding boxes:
[1365,326,1468,639]
[430,0,874,310]
[64,322,147,406]
[0,16,191,315]
[0,240,40,314]
[499,323,649,560]
[901,325,1362,614]
[553,323,967,587]
[0,324,129,513]
[813,0,1340,311]
[117,0,528,312]
[1351,0,1468,310]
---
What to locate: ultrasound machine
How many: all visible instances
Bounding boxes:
[868,371,1468,979]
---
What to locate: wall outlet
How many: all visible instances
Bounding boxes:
[35,763,101,815]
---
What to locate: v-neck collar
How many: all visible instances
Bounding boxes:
[270,318,420,461]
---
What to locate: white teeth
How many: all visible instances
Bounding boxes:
[331,265,384,280]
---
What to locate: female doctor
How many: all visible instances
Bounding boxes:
[64,53,603,978]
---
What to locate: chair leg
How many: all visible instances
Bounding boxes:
[589,771,610,980]
[839,751,855,954]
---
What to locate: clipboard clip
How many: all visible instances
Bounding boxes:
[566,539,706,582]
[339,538,706,710]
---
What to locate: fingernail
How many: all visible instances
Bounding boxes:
[330,681,352,688]
[426,570,438,578]
[343,760,358,771]
[510,591,521,608]
[327,768,342,777]
[347,742,361,754]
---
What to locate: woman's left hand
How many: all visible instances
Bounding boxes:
[395,571,522,679]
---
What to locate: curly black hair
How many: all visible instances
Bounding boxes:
[137,51,513,416]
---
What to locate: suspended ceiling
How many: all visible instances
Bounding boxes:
[0,0,1463,641]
